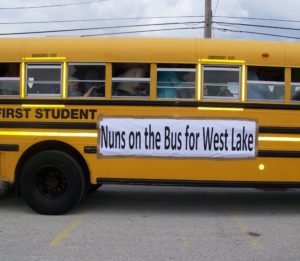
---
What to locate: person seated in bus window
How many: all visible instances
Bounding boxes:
[177,71,195,98]
[203,86,208,97]
[68,78,82,97]
[115,64,147,96]
[69,78,100,97]
[157,66,181,98]
[293,90,300,101]
[83,67,105,97]
[247,70,272,100]
[216,86,233,97]
[83,85,101,97]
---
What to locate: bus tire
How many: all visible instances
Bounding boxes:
[19,150,87,215]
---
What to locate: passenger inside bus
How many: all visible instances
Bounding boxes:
[68,78,82,97]
[216,86,233,97]
[68,77,100,97]
[157,66,180,98]
[114,64,148,96]
[177,71,195,98]
[83,66,105,97]
[247,69,273,100]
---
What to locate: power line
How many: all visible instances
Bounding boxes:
[213,26,300,40]
[0,0,106,10]
[214,15,300,23]
[0,15,299,25]
[0,16,204,25]
[215,21,300,31]
[82,26,205,37]
[214,0,220,15]
[0,21,204,36]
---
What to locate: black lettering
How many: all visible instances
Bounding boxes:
[89,109,97,120]
[121,131,126,149]
[23,108,31,118]
[71,109,79,119]
[7,108,15,118]
[14,108,23,119]
[236,133,242,151]
[248,134,254,151]
[61,109,70,119]
[213,132,219,151]
[203,127,214,150]
[79,109,89,119]
[51,109,60,119]
[101,125,109,148]
[35,108,43,119]
[231,128,236,151]
[164,126,170,149]
[129,131,135,149]
[177,132,182,150]
[242,127,248,151]
[43,108,51,119]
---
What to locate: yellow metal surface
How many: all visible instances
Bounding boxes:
[0,37,299,185]
[0,37,295,66]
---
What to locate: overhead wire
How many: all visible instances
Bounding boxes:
[213,27,300,40]
[0,16,204,25]
[214,0,220,15]
[83,27,205,37]
[0,1,299,40]
[0,21,204,36]
[0,0,107,10]
[1,15,300,25]
[214,15,300,23]
[215,21,300,31]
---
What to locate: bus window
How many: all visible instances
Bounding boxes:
[247,66,284,101]
[0,63,20,96]
[291,68,300,101]
[157,64,196,99]
[26,64,61,96]
[202,65,240,100]
[112,63,150,97]
[68,63,105,98]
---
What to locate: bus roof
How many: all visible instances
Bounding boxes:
[0,37,299,67]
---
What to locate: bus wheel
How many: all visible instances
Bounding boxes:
[19,150,87,215]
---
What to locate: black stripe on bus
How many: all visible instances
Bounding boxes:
[87,148,300,158]
[0,121,96,129]
[1,99,300,110]
[258,150,300,158]
[97,178,300,188]
[259,127,300,134]
[0,144,19,151]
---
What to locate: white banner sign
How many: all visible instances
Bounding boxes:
[98,118,257,158]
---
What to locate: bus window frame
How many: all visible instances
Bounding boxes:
[111,63,151,99]
[67,62,106,99]
[0,62,21,97]
[201,65,241,101]
[291,67,300,102]
[25,63,62,98]
[156,65,196,100]
[246,65,285,103]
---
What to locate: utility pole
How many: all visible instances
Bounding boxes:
[204,0,212,38]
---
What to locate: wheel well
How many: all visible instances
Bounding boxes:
[15,140,90,196]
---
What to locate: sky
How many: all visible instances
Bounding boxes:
[0,0,300,41]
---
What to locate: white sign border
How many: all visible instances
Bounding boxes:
[97,116,259,160]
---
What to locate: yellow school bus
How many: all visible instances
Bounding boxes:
[0,37,300,214]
